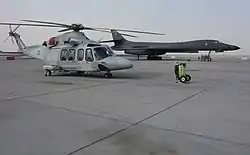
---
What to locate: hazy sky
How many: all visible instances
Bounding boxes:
[0,0,249,54]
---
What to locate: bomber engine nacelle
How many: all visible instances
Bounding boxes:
[215,49,224,52]
[124,49,147,55]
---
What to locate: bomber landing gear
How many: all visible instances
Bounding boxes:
[147,55,162,60]
[200,51,212,62]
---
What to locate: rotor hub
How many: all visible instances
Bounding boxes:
[71,24,84,31]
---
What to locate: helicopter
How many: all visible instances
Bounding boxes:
[0,19,165,78]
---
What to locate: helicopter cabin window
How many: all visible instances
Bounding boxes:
[94,47,112,60]
[77,49,84,61]
[68,49,76,61]
[85,48,94,62]
[60,49,68,61]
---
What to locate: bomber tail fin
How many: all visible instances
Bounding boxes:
[111,30,127,41]
[99,30,134,47]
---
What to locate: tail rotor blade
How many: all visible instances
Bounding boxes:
[4,36,10,43]
[9,24,12,32]
[13,25,20,32]
[11,36,14,44]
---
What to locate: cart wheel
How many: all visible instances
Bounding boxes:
[180,76,186,83]
[185,74,191,82]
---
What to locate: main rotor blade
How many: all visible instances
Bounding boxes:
[22,19,70,28]
[58,28,71,32]
[84,29,138,38]
[0,22,63,28]
[94,28,165,35]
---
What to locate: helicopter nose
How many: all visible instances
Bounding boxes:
[117,57,133,69]
[100,57,133,70]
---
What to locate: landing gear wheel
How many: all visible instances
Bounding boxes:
[185,74,191,82]
[208,58,212,61]
[180,76,186,83]
[45,70,52,76]
[104,72,112,78]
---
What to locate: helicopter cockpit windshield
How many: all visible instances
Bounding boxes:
[94,46,114,60]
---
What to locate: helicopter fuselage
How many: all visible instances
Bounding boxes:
[23,41,133,77]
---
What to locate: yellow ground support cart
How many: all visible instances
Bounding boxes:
[178,63,191,83]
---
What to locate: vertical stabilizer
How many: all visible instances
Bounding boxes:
[110,30,129,47]
[111,30,127,41]
[12,33,26,52]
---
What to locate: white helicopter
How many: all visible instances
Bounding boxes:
[0,20,164,78]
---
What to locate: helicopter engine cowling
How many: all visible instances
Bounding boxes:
[68,38,83,46]
[124,49,147,55]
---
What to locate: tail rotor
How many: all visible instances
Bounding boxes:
[4,24,20,44]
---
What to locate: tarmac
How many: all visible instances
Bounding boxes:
[0,55,250,155]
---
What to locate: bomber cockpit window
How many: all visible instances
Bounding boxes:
[68,49,76,61]
[77,49,84,61]
[60,49,68,61]
[215,40,223,44]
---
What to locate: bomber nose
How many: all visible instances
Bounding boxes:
[228,44,240,50]
[233,45,240,50]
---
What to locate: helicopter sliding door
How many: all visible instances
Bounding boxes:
[59,48,80,70]
[82,48,96,71]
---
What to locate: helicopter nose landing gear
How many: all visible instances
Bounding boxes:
[45,69,52,76]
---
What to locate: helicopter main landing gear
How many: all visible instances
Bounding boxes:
[104,72,112,78]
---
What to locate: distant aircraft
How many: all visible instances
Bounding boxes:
[100,30,240,60]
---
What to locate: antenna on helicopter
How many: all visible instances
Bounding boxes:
[4,24,20,44]
[98,37,104,43]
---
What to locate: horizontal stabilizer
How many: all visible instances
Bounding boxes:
[0,51,23,54]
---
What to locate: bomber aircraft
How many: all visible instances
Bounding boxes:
[100,30,240,60]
